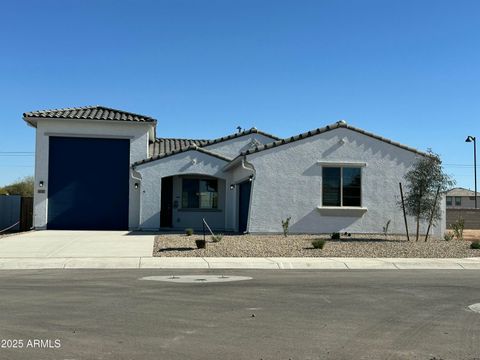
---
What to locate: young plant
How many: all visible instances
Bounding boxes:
[382,220,391,239]
[451,219,464,240]
[185,228,194,236]
[312,239,326,249]
[443,232,454,241]
[471,241,480,250]
[211,234,223,243]
[400,150,455,241]
[281,217,291,237]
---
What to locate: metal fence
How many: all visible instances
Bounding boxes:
[0,195,21,232]
[0,195,33,233]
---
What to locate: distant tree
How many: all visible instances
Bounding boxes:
[401,150,454,241]
[0,176,34,197]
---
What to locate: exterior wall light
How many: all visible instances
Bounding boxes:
[134,183,139,189]
[230,184,235,190]
[39,181,44,188]
[249,175,254,182]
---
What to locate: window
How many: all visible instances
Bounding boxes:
[182,179,218,209]
[455,196,462,206]
[322,167,361,207]
[446,196,452,206]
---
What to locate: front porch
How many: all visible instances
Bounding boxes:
[159,175,227,232]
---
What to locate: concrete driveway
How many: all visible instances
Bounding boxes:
[0,231,155,258]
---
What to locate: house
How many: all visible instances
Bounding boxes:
[446,187,479,209]
[23,105,446,236]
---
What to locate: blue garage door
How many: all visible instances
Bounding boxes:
[47,137,130,230]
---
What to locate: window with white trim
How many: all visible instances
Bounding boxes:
[322,167,362,207]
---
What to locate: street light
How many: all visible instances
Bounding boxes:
[466,135,477,209]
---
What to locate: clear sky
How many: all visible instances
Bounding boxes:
[1,0,479,188]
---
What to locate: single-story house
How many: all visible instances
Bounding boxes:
[24,105,445,236]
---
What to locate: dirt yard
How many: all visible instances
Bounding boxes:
[462,230,480,241]
[153,232,480,258]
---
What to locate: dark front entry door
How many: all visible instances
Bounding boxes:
[160,176,173,228]
[238,181,252,233]
[47,136,130,230]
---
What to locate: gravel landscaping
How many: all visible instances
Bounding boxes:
[154,231,480,258]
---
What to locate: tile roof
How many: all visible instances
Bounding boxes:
[23,105,156,123]
[146,127,280,160]
[149,138,209,157]
[134,144,232,167]
[447,187,479,197]
[239,121,430,158]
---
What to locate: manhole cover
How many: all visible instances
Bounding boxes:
[140,275,252,283]
[468,303,480,313]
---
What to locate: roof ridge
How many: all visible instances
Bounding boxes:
[134,143,232,167]
[237,121,430,158]
[23,105,156,123]
[154,137,209,142]
[202,127,280,146]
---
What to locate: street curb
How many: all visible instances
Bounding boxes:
[0,257,480,270]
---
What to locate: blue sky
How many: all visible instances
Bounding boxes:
[1,0,479,188]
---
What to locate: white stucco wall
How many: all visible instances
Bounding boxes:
[135,150,235,231]
[204,133,277,159]
[245,127,446,237]
[32,119,152,230]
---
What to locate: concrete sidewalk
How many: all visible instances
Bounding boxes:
[1,256,480,270]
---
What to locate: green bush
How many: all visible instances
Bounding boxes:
[471,241,480,250]
[451,219,465,240]
[443,232,454,241]
[185,228,194,236]
[331,232,340,240]
[211,234,223,243]
[312,239,326,249]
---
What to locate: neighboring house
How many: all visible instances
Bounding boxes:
[23,106,445,236]
[446,187,479,209]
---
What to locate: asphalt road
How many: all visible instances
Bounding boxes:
[0,270,479,360]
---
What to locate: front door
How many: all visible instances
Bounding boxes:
[160,176,173,227]
[238,181,251,233]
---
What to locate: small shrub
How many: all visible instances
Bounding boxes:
[331,232,340,240]
[383,220,391,238]
[185,228,194,236]
[451,219,465,240]
[281,217,291,237]
[443,232,454,241]
[312,239,326,249]
[211,234,223,243]
[471,241,480,250]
